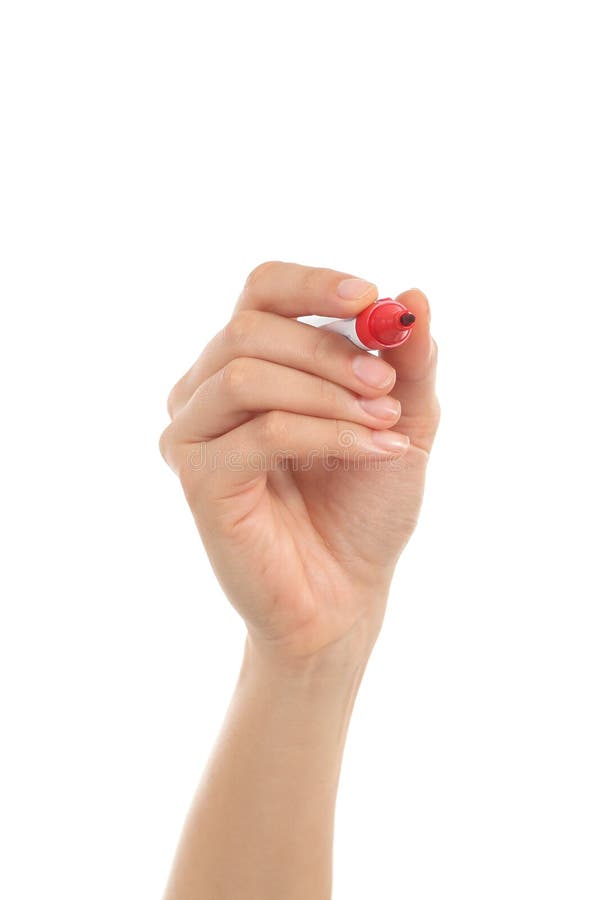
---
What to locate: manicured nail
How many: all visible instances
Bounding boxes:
[351,354,396,389]
[358,396,401,420]
[370,429,410,453]
[336,277,377,301]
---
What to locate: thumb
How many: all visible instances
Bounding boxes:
[379,288,440,452]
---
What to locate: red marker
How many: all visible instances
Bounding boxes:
[318,298,416,350]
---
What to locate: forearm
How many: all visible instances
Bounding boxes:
[163,630,375,900]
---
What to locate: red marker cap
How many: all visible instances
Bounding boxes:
[355,298,416,350]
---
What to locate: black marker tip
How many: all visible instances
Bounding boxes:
[399,312,416,327]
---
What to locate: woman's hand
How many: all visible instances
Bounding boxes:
[160,261,440,664]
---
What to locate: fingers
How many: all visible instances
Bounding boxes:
[162,264,439,477]
[235,260,379,318]
[161,410,411,506]
[379,288,440,450]
[166,358,403,445]
[167,309,398,418]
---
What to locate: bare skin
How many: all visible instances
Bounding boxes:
[159,261,440,899]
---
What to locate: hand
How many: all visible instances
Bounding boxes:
[160,261,440,664]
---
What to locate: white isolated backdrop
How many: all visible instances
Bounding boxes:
[1,1,599,898]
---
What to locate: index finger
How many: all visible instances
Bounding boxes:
[235,260,379,318]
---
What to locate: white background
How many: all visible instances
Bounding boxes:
[1,2,599,898]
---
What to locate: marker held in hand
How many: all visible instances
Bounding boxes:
[318,298,417,350]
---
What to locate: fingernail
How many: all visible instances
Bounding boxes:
[351,354,396,389]
[336,277,377,301]
[358,396,401,420]
[371,430,410,453]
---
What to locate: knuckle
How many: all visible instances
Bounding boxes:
[158,424,174,465]
[220,357,254,399]
[309,327,339,366]
[258,409,290,446]
[244,259,279,292]
[316,373,337,405]
[299,265,330,297]
[160,425,203,485]
[222,309,260,352]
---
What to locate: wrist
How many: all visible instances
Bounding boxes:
[241,608,384,697]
